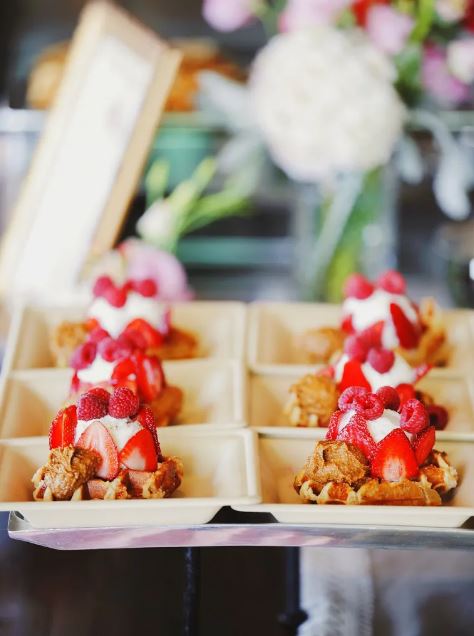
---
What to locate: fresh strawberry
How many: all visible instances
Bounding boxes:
[122,328,148,350]
[326,411,342,440]
[49,405,77,449]
[377,270,406,295]
[338,359,371,393]
[104,284,127,308]
[341,314,354,334]
[137,405,162,460]
[98,337,118,362]
[77,392,108,421]
[367,347,395,374]
[376,386,400,411]
[338,414,377,459]
[133,351,165,402]
[359,322,384,349]
[426,404,449,431]
[92,275,113,298]
[343,273,374,300]
[76,421,119,480]
[88,327,110,344]
[412,425,435,465]
[108,387,140,419]
[396,383,416,407]
[353,392,384,420]
[111,357,136,381]
[70,342,96,370]
[338,386,368,412]
[400,399,428,434]
[389,302,420,349]
[119,428,157,471]
[124,319,163,348]
[132,278,158,298]
[371,429,419,481]
[344,334,368,362]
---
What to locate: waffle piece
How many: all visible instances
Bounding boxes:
[50,321,89,367]
[127,457,184,498]
[147,326,198,360]
[357,478,441,506]
[285,375,339,427]
[150,386,184,427]
[297,327,345,364]
[32,446,100,501]
[399,298,448,367]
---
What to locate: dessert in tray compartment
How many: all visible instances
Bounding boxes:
[70,328,183,427]
[51,275,198,367]
[294,387,458,506]
[299,270,447,367]
[32,387,183,501]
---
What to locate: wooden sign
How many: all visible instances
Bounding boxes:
[0,1,181,302]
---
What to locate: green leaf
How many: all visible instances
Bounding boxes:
[144,160,170,208]
[410,0,435,42]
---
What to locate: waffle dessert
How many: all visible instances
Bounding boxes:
[32,387,183,501]
[51,275,197,367]
[299,271,448,367]
[70,329,183,427]
[294,387,458,505]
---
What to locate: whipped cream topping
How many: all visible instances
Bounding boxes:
[338,408,412,444]
[334,353,416,391]
[75,414,142,452]
[342,288,419,349]
[76,356,116,384]
[88,292,169,338]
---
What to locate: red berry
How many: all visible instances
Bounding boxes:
[344,335,368,362]
[412,425,436,465]
[77,392,108,421]
[326,411,342,440]
[338,386,368,412]
[376,386,400,411]
[344,273,374,300]
[97,337,118,362]
[132,278,158,298]
[49,405,77,449]
[119,428,157,471]
[92,275,113,298]
[396,383,416,408]
[415,363,432,382]
[114,334,134,359]
[426,404,449,431]
[341,314,354,334]
[88,327,110,344]
[400,399,429,434]
[377,270,406,295]
[108,387,140,419]
[353,392,384,420]
[87,387,111,405]
[338,414,377,459]
[367,347,395,374]
[338,359,371,393]
[358,322,384,349]
[371,428,419,481]
[76,421,119,480]
[104,285,127,308]
[123,328,148,350]
[123,319,163,348]
[70,342,97,370]
[137,405,162,460]
[390,303,420,349]
[133,351,165,402]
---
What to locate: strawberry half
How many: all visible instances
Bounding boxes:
[49,405,77,449]
[137,406,162,460]
[389,302,421,349]
[338,414,377,459]
[338,359,371,393]
[124,319,163,348]
[119,428,157,471]
[371,428,419,482]
[412,425,435,465]
[133,351,165,402]
[76,421,119,480]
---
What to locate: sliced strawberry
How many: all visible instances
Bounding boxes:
[414,363,432,383]
[124,319,163,348]
[359,321,384,350]
[326,410,342,440]
[133,351,165,402]
[119,428,157,471]
[338,414,377,459]
[338,359,371,393]
[112,357,137,381]
[137,405,162,460]
[341,314,354,334]
[49,405,77,449]
[412,425,435,465]
[371,429,419,482]
[389,302,420,349]
[396,383,416,408]
[76,421,119,480]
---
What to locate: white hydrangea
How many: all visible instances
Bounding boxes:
[250,27,406,182]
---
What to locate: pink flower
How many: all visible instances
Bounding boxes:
[202,0,256,32]
[366,5,414,56]
[119,239,193,301]
[422,44,471,106]
[448,38,474,84]
[279,0,351,32]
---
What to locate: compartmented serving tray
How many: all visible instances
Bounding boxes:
[247,302,474,377]
[4,301,247,372]
[0,429,260,528]
[233,432,474,528]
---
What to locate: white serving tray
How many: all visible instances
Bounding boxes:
[3,300,247,372]
[233,432,474,528]
[0,359,246,438]
[0,429,260,528]
[248,372,474,441]
[247,302,474,377]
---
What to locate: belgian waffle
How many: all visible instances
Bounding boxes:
[284,375,339,427]
[297,327,345,364]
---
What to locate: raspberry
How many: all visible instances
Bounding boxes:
[400,399,429,434]
[87,387,111,405]
[339,414,377,459]
[343,273,374,300]
[338,386,368,412]
[344,335,368,362]
[396,383,416,407]
[377,270,406,295]
[133,278,157,298]
[98,337,118,362]
[115,334,134,358]
[88,327,110,344]
[358,322,383,349]
[326,411,342,440]
[367,347,395,373]
[353,392,384,420]
[77,392,108,420]
[376,386,400,411]
[427,404,449,431]
[123,328,148,350]
[93,275,113,298]
[70,342,97,370]
[108,387,140,419]
[104,285,127,308]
